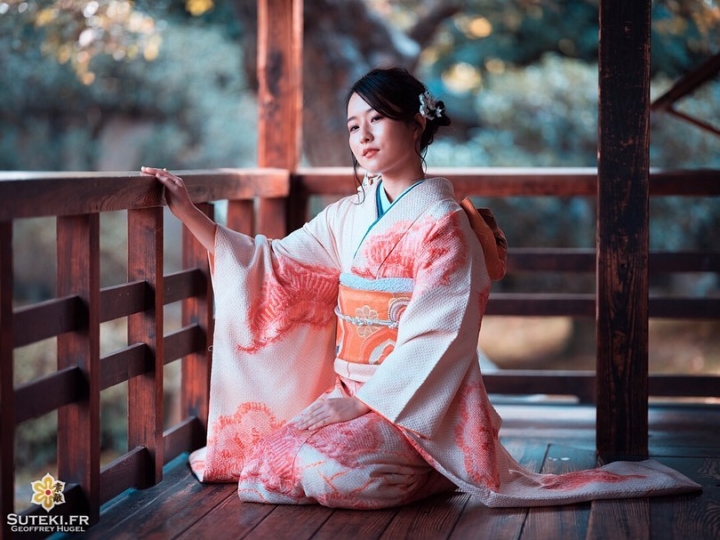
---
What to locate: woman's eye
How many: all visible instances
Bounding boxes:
[371,115,383,122]
[349,125,358,132]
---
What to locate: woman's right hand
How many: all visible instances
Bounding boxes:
[141,166,194,221]
[141,166,217,254]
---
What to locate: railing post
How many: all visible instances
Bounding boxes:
[57,214,101,523]
[181,203,214,448]
[256,0,302,237]
[0,221,14,539]
[597,0,651,459]
[227,200,255,235]
[127,207,164,486]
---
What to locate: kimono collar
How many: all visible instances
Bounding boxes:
[376,179,426,219]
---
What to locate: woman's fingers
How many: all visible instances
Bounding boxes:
[295,397,369,430]
[295,403,326,430]
[141,166,182,184]
[141,166,188,196]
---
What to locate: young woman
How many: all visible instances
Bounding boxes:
[142,67,698,508]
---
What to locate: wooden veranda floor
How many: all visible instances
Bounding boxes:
[69,403,720,540]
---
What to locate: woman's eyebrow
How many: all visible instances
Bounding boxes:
[347,107,374,123]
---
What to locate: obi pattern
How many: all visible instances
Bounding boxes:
[335,284,411,365]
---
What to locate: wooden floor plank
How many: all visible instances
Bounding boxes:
[586,498,650,540]
[650,455,720,485]
[311,507,398,540]
[176,498,276,540]
[240,504,334,540]
[448,440,548,540]
[378,492,468,540]
[82,470,236,539]
[80,454,197,538]
[519,445,595,540]
[649,487,720,540]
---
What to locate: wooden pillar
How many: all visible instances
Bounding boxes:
[127,207,164,486]
[596,0,652,459]
[0,222,14,539]
[57,214,101,522]
[256,0,302,238]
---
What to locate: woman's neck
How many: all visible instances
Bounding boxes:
[381,169,426,202]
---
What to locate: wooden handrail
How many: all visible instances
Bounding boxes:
[0,168,289,220]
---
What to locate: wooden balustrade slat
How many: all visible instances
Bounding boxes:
[128,207,164,487]
[165,325,204,364]
[100,281,146,322]
[14,366,82,424]
[0,169,290,220]
[14,295,80,347]
[100,343,148,391]
[56,213,101,523]
[506,249,720,273]
[486,294,719,319]
[649,297,720,319]
[0,221,14,536]
[648,374,720,397]
[164,269,205,305]
[181,203,214,450]
[99,446,148,505]
[486,294,596,317]
[256,198,287,239]
[483,372,720,400]
[227,200,255,235]
[163,417,204,465]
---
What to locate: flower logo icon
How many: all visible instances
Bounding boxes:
[31,473,66,512]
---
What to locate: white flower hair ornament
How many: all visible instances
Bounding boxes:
[419,91,444,120]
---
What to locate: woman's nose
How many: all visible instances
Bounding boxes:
[359,124,372,142]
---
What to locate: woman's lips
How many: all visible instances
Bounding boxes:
[363,148,378,158]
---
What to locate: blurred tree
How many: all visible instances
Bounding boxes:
[3,0,716,165]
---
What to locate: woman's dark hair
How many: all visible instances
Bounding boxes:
[346,67,451,176]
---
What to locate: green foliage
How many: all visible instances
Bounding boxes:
[0,14,255,171]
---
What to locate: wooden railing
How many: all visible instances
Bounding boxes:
[1,166,719,536]
[0,169,288,536]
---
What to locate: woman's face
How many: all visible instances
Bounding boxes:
[346,92,422,182]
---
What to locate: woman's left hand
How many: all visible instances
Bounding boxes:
[295,397,371,430]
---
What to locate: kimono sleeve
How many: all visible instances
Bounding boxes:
[354,207,491,439]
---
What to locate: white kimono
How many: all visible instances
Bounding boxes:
[189,177,700,508]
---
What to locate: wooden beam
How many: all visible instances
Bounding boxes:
[651,52,720,112]
[256,0,302,238]
[597,0,652,459]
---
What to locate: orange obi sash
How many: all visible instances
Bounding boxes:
[334,284,411,365]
